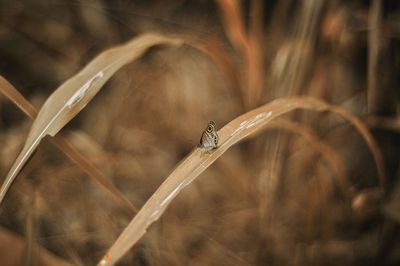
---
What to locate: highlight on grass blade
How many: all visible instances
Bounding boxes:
[98,96,384,266]
[0,75,136,213]
[0,33,183,205]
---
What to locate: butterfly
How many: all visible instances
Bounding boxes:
[198,121,219,150]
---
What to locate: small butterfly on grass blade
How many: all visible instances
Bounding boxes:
[198,121,219,150]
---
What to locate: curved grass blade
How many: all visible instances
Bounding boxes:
[98,96,384,266]
[264,119,348,197]
[0,75,136,212]
[0,34,183,205]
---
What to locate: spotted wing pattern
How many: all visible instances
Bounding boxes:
[198,121,219,150]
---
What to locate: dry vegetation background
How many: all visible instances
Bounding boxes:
[0,0,400,265]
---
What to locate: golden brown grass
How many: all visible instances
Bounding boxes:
[98,96,384,265]
[0,34,182,207]
[0,1,398,265]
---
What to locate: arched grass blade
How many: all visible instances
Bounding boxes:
[0,34,183,205]
[264,119,348,196]
[98,96,384,266]
[0,75,136,212]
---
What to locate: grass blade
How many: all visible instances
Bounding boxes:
[0,76,37,117]
[264,119,349,196]
[0,75,137,212]
[98,96,384,265]
[0,33,183,205]
[367,0,382,114]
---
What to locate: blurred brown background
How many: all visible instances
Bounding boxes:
[0,0,400,265]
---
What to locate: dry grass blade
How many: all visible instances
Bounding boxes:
[50,136,137,212]
[0,76,37,117]
[0,33,183,205]
[264,119,349,197]
[24,187,36,265]
[329,106,386,188]
[0,75,137,212]
[217,0,249,56]
[98,96,383,266]
[247,0,264,107]
[217,0,264,109]
[367,0,382,114]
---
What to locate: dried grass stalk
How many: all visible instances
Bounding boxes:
[98,96,384,266]
[0,76,136,212]
[264,119,348,196]
[0,34,183,205]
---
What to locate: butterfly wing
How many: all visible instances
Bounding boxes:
[198,121,219,150]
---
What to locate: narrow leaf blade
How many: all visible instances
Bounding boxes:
[0,33,182,204]
[0,75,136,212]
[98,96,384,265]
